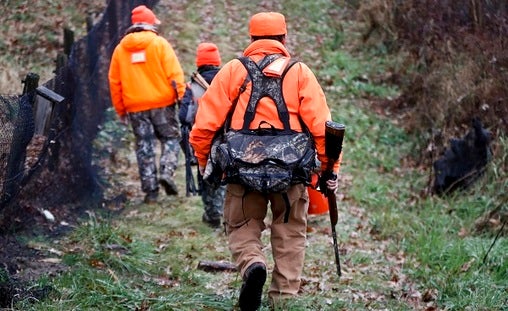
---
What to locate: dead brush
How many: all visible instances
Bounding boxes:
[356,0,397,45]
[377,0,508,164]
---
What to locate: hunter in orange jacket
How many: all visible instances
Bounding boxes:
[107,5,186,203]
[108,21,185,116]
[189,12,341,310]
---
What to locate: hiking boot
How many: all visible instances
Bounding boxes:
[202,214,221,228]
[144,190,159,204]
[159,178,178,196]
[239,262,267,311]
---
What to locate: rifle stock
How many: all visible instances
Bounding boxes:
[323,121,346,278]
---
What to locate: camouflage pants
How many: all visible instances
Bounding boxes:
[128,105,180,193]
[201,180,226,222]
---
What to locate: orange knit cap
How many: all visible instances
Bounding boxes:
[195,42,221,67]
[249,12,287,36]
[131,5,161,25]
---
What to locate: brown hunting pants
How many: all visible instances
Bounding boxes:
[223,183,309,299]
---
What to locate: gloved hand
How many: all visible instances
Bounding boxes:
[319,170,338,194]
[119,114,129,126]
[199,164,206,176]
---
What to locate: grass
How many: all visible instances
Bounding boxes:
[5,0,508,310]
[350,136,508,310]
[0,1,106,94]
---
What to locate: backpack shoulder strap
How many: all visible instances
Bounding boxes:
[221,67,250,132]
[191,72,210,89]
[189,81,206,101]
[237,55,298,132]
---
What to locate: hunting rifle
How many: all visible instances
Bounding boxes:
[181,125,199,197]
[321,121,346,278]
[173,80,200,197]
[179,73,210,196]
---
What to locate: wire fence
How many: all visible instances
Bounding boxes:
[0,0,159,220]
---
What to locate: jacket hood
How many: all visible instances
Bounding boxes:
[243,39,290,58]
[120,31,158,51]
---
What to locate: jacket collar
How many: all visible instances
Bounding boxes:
[243,39,290,58]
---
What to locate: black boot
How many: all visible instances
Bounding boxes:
[159,177,178,195]
[144,190,159,204]
[239,262,266,311]
[202,214,221,228]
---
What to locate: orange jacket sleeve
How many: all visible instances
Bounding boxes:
[108,51,125,116]
[160,40,186,100]
[293,62,340,172]
[189,61,247,167]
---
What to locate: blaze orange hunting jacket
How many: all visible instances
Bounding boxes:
[108,30,186,116]
[189,39,340,172]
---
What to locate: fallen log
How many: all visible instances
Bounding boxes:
[197,260,237,272]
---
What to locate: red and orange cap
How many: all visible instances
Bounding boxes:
[249,12,287,36]
[196,42,221,67]
[131,5,161,25]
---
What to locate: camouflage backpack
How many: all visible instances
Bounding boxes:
[214,55,316,194]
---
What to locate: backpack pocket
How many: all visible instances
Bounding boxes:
[217,129,316,193]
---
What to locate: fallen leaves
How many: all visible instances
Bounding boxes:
[460,258,475,272]
[143,275,180,288]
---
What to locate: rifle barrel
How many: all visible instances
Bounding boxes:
[331,226,341,277]
[327,190,341,277]
[181,126,198,196]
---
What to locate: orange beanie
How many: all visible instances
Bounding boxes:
[195,43,221,67]
[131,5,161,25]
[249,12,287,36]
